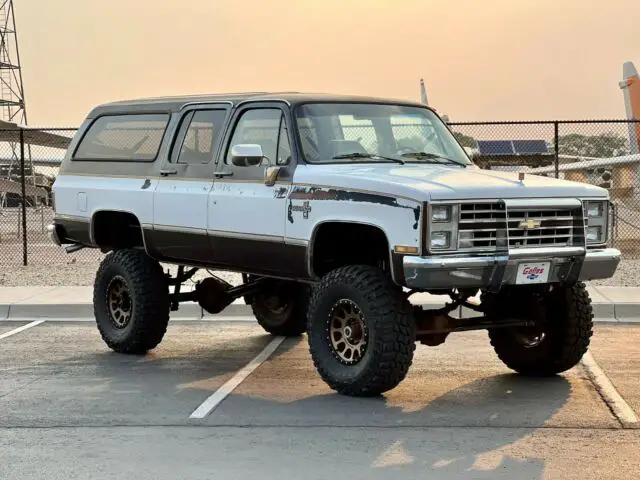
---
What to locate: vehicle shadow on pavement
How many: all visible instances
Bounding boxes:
[214,344,573,479]
[68,333,298,388]
[366,374,569,479]
[0,326,300,425]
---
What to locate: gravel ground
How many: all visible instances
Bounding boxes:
[0,257,637,287]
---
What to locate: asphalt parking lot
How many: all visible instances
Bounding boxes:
[1,318,639,479]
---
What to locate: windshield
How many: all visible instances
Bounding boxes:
[294,102,472,166]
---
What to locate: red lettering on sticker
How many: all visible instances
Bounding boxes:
[522,266,545,275]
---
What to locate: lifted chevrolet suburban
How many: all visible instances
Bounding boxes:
[49,92,621,396]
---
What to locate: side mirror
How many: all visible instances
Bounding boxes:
[230,144,264,167]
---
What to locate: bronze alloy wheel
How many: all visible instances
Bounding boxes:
[306,265,416,396]
[328,298,369,365]
[106,275,133,328]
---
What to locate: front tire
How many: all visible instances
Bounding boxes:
[306,265,416,397]
[93,248,170,354]
[485,282,594,376]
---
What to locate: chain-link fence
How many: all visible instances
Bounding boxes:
[448,120,640,258]
[0,127,102,267]
[2,121,640,267]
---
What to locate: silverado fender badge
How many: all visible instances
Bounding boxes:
[291,200,312,219]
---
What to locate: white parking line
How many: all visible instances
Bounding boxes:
[0,319,46,340]
[189,335,286,419]
[581,350,638,426]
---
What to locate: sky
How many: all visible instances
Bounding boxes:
[13,0,640,127]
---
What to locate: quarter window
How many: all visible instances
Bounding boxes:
[276,116,292,166]
[73,113,170,161]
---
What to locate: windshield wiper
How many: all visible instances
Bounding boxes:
[400,151,466,167]
[332,152,404,165]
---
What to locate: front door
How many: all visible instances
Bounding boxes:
[207,103,295,276]
[152,105,229,262]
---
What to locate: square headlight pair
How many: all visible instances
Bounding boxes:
[584,200,608,245]
[430,204,456,250]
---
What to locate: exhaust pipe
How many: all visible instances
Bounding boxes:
[65,243,85,253]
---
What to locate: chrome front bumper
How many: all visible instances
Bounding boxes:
[403,246,621,290]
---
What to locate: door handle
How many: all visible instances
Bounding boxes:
[214,171,234,178]
[160,168,178,176]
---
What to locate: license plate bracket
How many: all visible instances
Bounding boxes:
[516,262,551,284]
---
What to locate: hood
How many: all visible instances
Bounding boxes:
[292,163,608,201]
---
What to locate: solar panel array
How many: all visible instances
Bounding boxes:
[476,139,549,156]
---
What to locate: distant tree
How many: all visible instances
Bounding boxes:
[452,131,478,149]
[557,132,629,158]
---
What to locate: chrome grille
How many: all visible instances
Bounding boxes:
[458,202,577,251]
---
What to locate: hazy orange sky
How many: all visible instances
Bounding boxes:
[15,0,640,126]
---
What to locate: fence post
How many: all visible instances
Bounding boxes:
[19,128,27,266]
[553,121,559,179]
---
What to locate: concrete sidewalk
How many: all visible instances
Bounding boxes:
[0,284,638,323]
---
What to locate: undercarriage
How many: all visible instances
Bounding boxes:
[410,288,539,346]
[165,266,270,314]
[91,249,594,398]
[166,267,543,348]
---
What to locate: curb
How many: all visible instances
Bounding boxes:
[2,301,640,324]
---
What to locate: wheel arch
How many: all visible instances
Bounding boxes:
[90,209,150,253]
[307,219,397,281]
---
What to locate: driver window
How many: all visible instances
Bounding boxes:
[226,108,281,165]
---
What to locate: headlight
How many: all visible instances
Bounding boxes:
[427,203,458,252]
[587,226,603,243]
[431,205,452,222]
[587,202,603,218]
[584,200,608,244]
[431,231,451,249]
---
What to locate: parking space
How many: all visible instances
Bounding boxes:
[207,330,619,429]
[0,319,638,431]
[1,318,640,479]
[0,321,30,336]
[589,325,640,418]
[0,320,284,426]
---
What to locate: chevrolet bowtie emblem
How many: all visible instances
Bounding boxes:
[519,218,541,230]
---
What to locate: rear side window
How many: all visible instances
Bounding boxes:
[73,113,170,161]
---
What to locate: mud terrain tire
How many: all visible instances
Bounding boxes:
[486,282,594,376]
[93,248,170,354]
[306,265,416,396]
[248,279,311,337]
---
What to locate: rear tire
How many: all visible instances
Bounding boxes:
[93,248,170,354]
[247,278,310,337]
[485,282,594,376]
[306,265,416,397]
